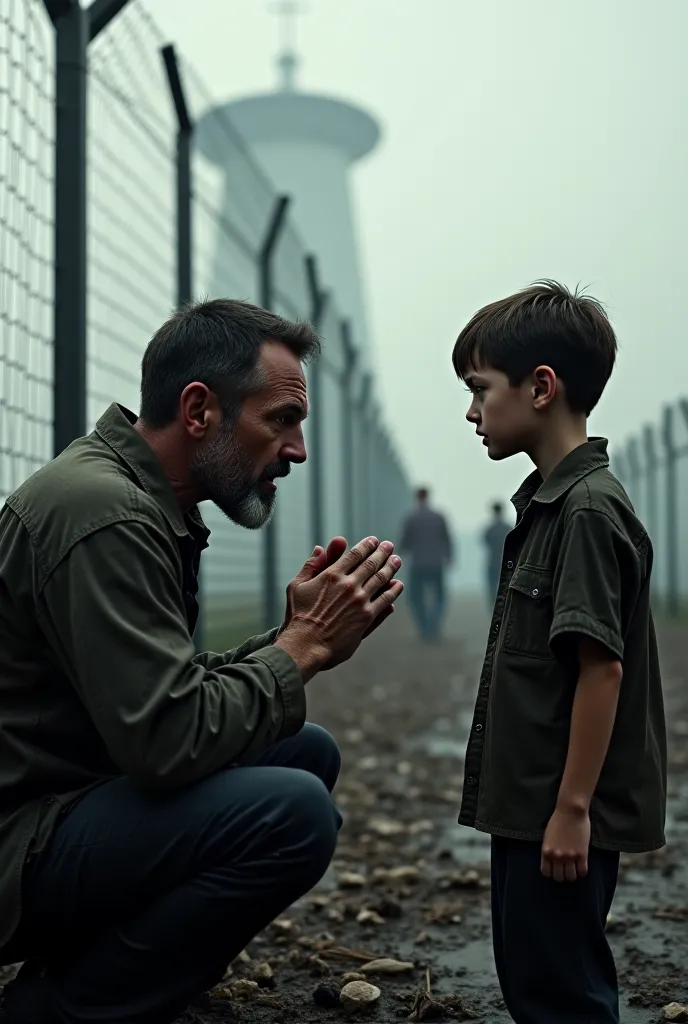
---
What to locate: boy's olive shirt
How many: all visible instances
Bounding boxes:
[0,405,305,953]
[459,438,667,853]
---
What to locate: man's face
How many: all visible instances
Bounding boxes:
[464,364,536,461]
[191,341,308,529]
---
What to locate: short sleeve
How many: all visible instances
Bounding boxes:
[549,509,641,661]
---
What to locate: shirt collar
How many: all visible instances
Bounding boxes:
[511,437,609,514]
[95,403,210,544]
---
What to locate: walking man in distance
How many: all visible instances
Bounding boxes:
[483,500,511,608]
[0,298,403,1024]
[400,487,454,642]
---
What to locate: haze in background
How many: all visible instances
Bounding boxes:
[148,0,688,550]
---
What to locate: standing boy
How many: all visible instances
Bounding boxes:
[453,281,667,1023]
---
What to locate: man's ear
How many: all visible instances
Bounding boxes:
[179,382,218,440]
[531,365,558,410]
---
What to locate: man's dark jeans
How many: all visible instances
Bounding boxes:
[1,723,342,1024]
[408,566,446,640]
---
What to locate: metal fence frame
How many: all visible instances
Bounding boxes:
[3,0,412,645]
[614,399,688,617]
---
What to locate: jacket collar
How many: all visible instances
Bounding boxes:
[512,437,609,514]
[95,404,209,543]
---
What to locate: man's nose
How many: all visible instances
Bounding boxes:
[466,405,480,424]
[281,427,307,465]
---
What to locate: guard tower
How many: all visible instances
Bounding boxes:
[196,3,380,365]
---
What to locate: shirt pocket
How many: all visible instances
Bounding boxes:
[501,565,555,661]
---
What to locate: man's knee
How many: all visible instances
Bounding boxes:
[296,723,342,790]
[276,767,341,877]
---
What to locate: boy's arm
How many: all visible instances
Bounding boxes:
[541,636,622,882]
[543,508,641,882]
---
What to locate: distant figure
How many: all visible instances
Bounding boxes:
[483,501,511,606]
[400,487,454,641]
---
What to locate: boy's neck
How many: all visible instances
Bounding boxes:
[530,417,589,480]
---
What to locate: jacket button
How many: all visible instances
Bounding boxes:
[475,723,483,733]
[467,776,476,786]
[506,560,514,569]
[532,588,539,597]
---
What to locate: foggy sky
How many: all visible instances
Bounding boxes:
[147,0,688,533]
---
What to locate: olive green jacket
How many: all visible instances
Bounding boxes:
[0,404,305,954]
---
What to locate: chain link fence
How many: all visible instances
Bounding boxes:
[1,0,412,649]
[613,399,688,617]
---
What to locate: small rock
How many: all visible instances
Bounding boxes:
[237,949,252,964]
[272,917,294,933]
[313,982,342,1008]
[342,972,367,985]
[340,980,381,1013]
[231,979,259,1001]
[339,872,367,889]
[369,817,406,837]
[372,865,420,885]
[252,962,275,989]
[374,896,403,919]
[360,957,414,976]
[664,1004,688,1022]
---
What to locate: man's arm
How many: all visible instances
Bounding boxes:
[542,508,640,882]
[39,517,310,792]
[194,629,280,672]
[440,515,454,565]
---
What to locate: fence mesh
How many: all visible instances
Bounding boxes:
[0,0,412,648]
[0,0,54,499]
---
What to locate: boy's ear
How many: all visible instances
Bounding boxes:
[531,365,557,410]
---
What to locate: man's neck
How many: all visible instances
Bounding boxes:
[134,419,199,512]
[530,419,589,480]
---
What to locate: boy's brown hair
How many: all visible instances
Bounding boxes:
[452,280,617,414]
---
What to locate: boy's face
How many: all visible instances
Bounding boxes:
[464,364,537,461]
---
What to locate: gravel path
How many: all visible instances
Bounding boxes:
[3,600,686,1022]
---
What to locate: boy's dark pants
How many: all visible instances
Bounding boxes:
[491,836,620,1024]
[2,723,342,1024]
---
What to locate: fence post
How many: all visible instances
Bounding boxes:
[259,196,290,629]
[340,320,357,542]
[44,0,131,456]
[358,373,372,536]
[662,405,679,617]
[305,256,328,551]
[160,43,204,650]
[642,424,658,551]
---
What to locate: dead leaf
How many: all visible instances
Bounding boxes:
[357,909,386,925]
[360,957,415,975]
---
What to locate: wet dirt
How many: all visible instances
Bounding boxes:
[2,600,686,1022]
[175,599,688,1024]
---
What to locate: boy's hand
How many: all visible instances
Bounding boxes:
[541,806,591,882]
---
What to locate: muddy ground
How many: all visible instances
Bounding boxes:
[177,598,688,1024]
[2,600,686,1022]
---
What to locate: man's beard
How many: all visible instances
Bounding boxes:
[190,422,290,530]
